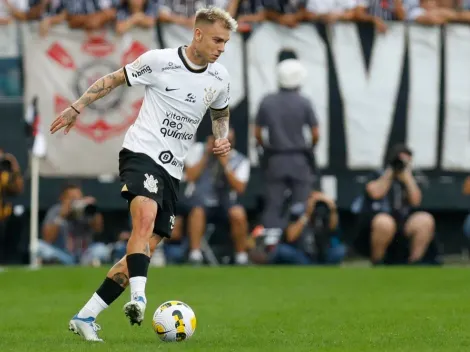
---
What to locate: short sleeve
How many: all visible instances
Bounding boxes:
[124,49,161,87]
[289,202,306,222]
[210,72,231,110]
[256,98,269,127]
[305,103,318,127]
[43,205,61,225]
[185,142,205,167]
[233,158,250,183]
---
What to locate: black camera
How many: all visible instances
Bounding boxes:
[0,157,12,172]
[387,144,413,173]
[310,201,332,263]
[389,156,406,172]
[69,199,98,221]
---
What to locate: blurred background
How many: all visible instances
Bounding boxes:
[1,0,470,268]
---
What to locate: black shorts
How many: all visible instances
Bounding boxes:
[119,148,180,238]
[353,212,409,264]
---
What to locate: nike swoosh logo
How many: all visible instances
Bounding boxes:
[166,87,180,92]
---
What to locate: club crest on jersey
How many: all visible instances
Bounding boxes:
[203,87,216,107]
[143,173,158,194]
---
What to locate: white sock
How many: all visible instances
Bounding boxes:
[235,252,249,265]
[129,276,147,302]
[189,249,203,261]
[77,293,108,319]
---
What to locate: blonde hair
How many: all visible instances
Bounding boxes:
[195,7,238,32]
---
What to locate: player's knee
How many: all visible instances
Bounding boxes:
[371,213,396,238]
[132,205,157,238]
[229,206,247,225]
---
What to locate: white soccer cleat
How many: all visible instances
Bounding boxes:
[68,315,103,342]
[123,295,147,326]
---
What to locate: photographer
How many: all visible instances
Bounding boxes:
[353,144,436,265]
[39,183,104,265]
[0,149,24,265]
[269,191,346,265]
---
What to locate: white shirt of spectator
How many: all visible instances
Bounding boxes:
[185,142,250,183]
[0,0,29,17]
[307,0,356,14]
[123,47,231,180]
[159,0,230,16]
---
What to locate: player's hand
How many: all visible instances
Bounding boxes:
[50,107,79,135]
[213,138,231,157]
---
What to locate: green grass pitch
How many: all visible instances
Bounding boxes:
[1,266,470,352]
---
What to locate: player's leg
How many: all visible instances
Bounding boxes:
[187,206,207,264]
[122,195,158,325]
[69,235,161,341]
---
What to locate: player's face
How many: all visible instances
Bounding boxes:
[197,21,230,63]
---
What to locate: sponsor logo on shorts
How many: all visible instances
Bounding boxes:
[143,173,158,194]
[132,65,152,78]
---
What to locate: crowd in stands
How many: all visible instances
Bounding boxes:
[0,0,470,35]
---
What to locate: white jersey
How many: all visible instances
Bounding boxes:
[122,46,230,180]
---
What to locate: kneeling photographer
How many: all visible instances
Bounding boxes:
[353,144,437,265]
[0,149,24,265]
[269,191,346,265]
[39,183,104,265]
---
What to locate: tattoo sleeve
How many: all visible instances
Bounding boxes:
[210,107,229,139]
[74,68,126,111]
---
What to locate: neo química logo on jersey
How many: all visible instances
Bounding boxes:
[161,119,194,140]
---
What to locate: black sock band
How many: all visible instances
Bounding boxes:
[126,253,150,278]
[96,277,125,306]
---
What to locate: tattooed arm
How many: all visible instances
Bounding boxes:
[73,69,126,112]
[210,106,229,139]
[210,106,231,157]
[50,68,126,134]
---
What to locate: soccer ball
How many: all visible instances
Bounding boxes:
[152,300,197,342]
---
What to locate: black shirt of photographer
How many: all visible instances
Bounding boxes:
[360,170,414,221]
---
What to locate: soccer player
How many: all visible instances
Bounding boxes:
[50,7,237,342]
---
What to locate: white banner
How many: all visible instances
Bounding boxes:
[23,24,156,176]
[0,22,19,58]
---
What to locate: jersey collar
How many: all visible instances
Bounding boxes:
[178,46,208,74]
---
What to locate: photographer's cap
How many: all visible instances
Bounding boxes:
[277,59,307,89]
